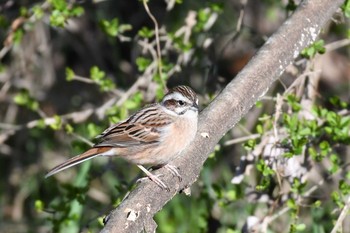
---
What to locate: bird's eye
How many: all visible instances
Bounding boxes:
[178,100,185,106]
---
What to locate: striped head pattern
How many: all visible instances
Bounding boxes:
[161,86,199,116]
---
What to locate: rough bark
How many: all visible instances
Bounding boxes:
[101,0,345,232]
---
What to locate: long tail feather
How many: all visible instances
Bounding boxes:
[45,147,111,178]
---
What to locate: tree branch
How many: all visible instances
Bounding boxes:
[101,0,344,232]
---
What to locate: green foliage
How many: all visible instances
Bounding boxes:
[86,122,102,138]
[2,0,350,233]
[48,0,84,27]
[342,0,350,18]
[65,67,75,81]
[90,66,116,92]
[13,89,39,111]
[65,124,74,134]
[301,39,326,58]
[100,18,132,37]
[136,57,152,72]
[35,199,44,213]
[138,26,155,38]
[49,115,63,130]
[243,139,256,151]
[290,178,306,195]
[233,90,350,232]
[256,159,275,176]
[13,28,25,44]
[32,5,44,19]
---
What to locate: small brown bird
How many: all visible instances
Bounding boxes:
[46,86,199,189]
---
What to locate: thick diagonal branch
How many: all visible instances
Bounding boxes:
[101,0,344,232]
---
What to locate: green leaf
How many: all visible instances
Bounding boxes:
[255,101,263,108]
[35,200,44,212]
[283,152,294,158]
[340,116,350,127]
[286,94,301,111]
[326,111,339,126]
[87,123,101,138]
[13,28,24,44]
[339,180,350,195]
[136,57,152,72]
[124,99,138,110]
[90,66,105,81]
[287,198,297,210]
[244,139,256,151]
[295,223,306,231]
[329,153,340,174]
[331,191,344,208]
[98,216,105,227]
[342,0,350,18]
[308,147,320,161]
[65,124,74,134]
[256,159,274,176]
[32,5,44,19]
[70,6,84,17]
[119,24,132,33]
[36,119,46,129]
[49,115,62,130]
[301,40,326,58]
[138,27,154,38]
[291,178,306,194]
[20,7,28,17]
[49,0,67,11]
[225,190,237,201]
[50,9,67,27]
[313,200,322,208]
[210,3,224,13]
[65,67,75,81]
[13,89,39,111]
[256,124,263,134]
[100,18,119,37]
[319,141,330,156]
[299,127,311,136]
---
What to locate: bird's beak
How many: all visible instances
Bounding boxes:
[192,102,199,110]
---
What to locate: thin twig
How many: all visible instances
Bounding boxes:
[71,132,94,147]
[142,0,166,90]
[224,134,261,146]
[330,195,350,233]
[266,175,326,225]
[236,0,247,32]
[72,75,95,84]
[325,38,350,51]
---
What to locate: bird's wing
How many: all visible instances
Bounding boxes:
[95,105,173,147]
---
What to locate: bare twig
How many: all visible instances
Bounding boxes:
[142,0,165,89]
[0,75,150,144]
[330,195,350,233]
[325,38,350,51]
[236,0,248,32]
[224,133,261,146]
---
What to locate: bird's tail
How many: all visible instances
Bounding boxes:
[45,147,111,178]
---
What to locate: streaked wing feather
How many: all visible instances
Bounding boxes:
[95,105,173,147]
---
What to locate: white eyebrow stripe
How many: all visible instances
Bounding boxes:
[163,92,191,103]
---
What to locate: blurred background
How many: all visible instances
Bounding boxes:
[0,0,350,232]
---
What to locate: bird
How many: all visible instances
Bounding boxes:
[45,85,199,189]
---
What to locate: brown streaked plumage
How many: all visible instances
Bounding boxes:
[45,85,199,189]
